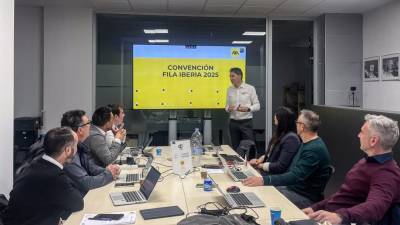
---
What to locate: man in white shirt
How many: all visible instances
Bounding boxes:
[84,106,126,167]
[106,104,126,148]
[225,67,260,151]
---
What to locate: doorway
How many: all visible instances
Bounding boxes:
[272,20,314,115]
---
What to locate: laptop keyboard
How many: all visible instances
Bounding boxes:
[126,174,139,182]
[230,193,252,206]
[232,171,248,180]
[122,191,142,202]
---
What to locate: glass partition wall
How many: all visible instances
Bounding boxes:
[96,14,266,147]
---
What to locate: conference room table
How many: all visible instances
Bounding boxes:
[64,145,308,225]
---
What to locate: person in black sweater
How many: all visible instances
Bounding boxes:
[3,127,84,225]
[249,106,300,174]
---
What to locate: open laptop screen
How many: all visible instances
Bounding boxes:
[141,136,153,150]
[142,157,153,177]
[140,166,160,200]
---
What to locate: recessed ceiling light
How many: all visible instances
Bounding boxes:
[232,41,252,44]
[243,31,266,36]
[148,39,169,43]
[144,29,168,34]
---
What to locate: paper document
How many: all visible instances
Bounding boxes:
[206,169,224,174]
[80,212,136,225]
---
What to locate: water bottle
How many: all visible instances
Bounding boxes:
[191,128,203,167]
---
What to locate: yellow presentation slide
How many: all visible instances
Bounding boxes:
[133,45,246,109]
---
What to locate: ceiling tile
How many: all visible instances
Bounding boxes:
[16,0,396,17]
[279,0,323,9]
[168,0,206,14]
[169,0,205,7]
[206,0,245,6]
[203,5,239,14]
[237,6,274,16]
[168,6,203,14]
[270,7,307,16]
[305,0,394,15]
[129,0,168,13]
[244,0,285,7]
[16,0,46,6]
[92,0,131,11]
[44,0,92,7]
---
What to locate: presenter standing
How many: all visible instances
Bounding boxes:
[226,68,260,151]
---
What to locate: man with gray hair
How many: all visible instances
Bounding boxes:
[303,114,400,225]
[244,109,332,209]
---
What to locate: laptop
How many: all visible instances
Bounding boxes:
[127,136,153,157]
[110,166,161,206]
[204,144,222,152]
[218,154,254,182]
[219,154,244,164]
[208,176,265,208]
[115,157,153,187]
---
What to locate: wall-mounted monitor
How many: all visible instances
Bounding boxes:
[132,44,246,109]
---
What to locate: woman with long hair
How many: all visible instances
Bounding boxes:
[249,106,300,174]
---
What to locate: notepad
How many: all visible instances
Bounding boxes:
[80,212,136,225]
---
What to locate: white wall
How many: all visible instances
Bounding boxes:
[14,7,42,118]
[325,14,363,107]
[0,0,14,196]
[363,1,400,112]
[43,7,94,130]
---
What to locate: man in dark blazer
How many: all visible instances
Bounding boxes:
[83,106,126,167]
[62,110,120,192]
[3,127,84,225]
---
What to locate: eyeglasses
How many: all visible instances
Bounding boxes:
[295,120,305,126]
[78,120,91,127]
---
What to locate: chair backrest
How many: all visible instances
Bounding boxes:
[373,203,400,225]
[0,194,8,224]
[236,139,256,159]
[328,165,335,176]
[15,136,45,176]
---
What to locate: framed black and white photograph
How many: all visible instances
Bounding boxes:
[381,53,399,81]
[363,57,380,81]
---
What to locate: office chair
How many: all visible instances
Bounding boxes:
[236,140,257,160]
[373,203,400,225]
[328,165,335,176]
[0,194,8,225]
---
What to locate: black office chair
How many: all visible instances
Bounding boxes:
[328,165,336,176]
[372,203,400,225]
[0,194,8,225]
[15,136,45,176]
[236,139,257,160]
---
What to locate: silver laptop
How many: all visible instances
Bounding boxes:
[218,154,254,182]
[110,166,161,206]
[115,157,153,187]
[209,176,265,208]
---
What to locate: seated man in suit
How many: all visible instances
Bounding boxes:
[3,127,84,225]
[244,109,332,209]
[62,110,120,192]
[84,106,126,167]
[303,114,400,224]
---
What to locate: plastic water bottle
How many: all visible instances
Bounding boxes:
[191,128,203,167]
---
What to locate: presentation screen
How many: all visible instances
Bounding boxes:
[132,45,246,109]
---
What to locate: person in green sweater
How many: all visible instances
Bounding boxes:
[244,109,332,208]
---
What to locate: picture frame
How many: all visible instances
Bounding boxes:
[381,53,400,81]
[363,56,380,81]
